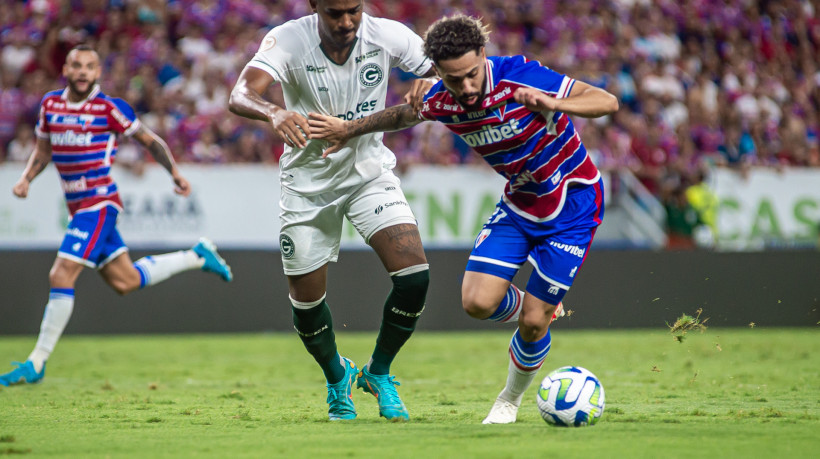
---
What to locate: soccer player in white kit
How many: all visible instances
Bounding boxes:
[229,0,436,421]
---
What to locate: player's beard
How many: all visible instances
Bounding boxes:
[455,75,487,111]
[67,77,97,100]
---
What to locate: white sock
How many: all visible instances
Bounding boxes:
[134,250,203,287]
[28,289,75,372]
[498,360,539,407]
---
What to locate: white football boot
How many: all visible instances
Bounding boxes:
[482,396,519,424]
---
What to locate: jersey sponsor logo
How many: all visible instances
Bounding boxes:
[467,110,487,120]
[549,241,586,258]
[461,118,523,147]
[50,129,93,146]
[72,242,82,252]
[548,285,560,295]
[435,100,461,111]
[475,228,492,248]
[318,87,328,92]
[62,177,88,193]
[110,107,132,128]
[306,64,327,73]
[336,99,377,120]
[569,266,578,278]
[550,170,562,185]
[359,63,383,87]
[280,234,295,259]
[510,171,534,193]
[66,227,90,240]
[354,49,381,64]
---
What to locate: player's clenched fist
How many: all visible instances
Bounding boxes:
[271,109,310,149]
[514,87,559,112]
[12,178,29,198]
[307,112,349,158]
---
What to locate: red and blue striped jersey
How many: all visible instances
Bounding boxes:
[35,85,139,216]
[419,55,601,222]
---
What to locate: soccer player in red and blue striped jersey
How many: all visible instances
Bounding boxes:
[0,45,232,388]
[308,14,618,424]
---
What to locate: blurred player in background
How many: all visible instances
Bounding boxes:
[228,0,436,421]
[309,14,619,424]
[0,45,233,388]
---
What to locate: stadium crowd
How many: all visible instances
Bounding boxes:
[1,0,819,240]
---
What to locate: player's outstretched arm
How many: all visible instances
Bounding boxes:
[12,136,52,199]
[228,67,309,149]
[132,125,191,197]
[308,104,421,157]
[514,81,619,118]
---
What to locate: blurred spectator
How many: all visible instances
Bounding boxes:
[5,122,35,162]
[0,0,816,195]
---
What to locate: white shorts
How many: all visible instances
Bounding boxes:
[279,172,417,275]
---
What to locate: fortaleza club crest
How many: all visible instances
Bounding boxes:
[279,234,295,259]
[359,63,383,87]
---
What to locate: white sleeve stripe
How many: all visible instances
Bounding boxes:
[123,118,140,137]
[247,60,283,81]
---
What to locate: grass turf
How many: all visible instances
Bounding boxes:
[1,329,818,458]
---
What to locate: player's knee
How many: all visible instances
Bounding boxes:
[461,289,497,319]
[107,275,140,296]
[518,308,551,342]
[389,265,429,316]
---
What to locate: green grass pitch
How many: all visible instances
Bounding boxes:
[1,329,818,458]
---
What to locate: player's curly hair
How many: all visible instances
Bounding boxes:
[423,14,490,63]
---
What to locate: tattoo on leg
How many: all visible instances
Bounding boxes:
[382,224,424,256]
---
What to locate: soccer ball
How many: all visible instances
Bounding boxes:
[536,366,605,427]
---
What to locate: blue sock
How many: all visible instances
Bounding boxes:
[509,328,551,371]
[487,285,523,323]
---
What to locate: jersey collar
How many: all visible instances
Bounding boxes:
[61,84,100,110]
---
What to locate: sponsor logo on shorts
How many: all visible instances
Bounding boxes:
[549,241,586,258]
[375,200,408,214]
[67,227,90,240]
[280,234,295,259]
[359,63,383,87]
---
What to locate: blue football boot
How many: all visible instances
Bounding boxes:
[357,365,409,421]
[192,237,233,282]
[327,357,358,421]
[0,361,45,387]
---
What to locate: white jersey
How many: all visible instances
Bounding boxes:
[247,13,432,195]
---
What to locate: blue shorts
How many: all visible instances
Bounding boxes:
[58,206,128,269]
[466,180,605,305]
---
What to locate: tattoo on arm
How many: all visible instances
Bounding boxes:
[24,139,52,182]
[146,138,174,172]
[136,126,175,173]
[345,105,420,137]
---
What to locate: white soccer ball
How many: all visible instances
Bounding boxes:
[536,366,605,427]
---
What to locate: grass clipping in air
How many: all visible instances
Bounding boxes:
[668,308,709,343]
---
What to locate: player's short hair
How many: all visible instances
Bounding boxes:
[423,14,490,63]
[70,44,96,53]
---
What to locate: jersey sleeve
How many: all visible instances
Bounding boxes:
[506,56,576,99]
[246,26,295,85]
[376,19,432,76]
[107,98,141,136]
[34,97,49,139]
